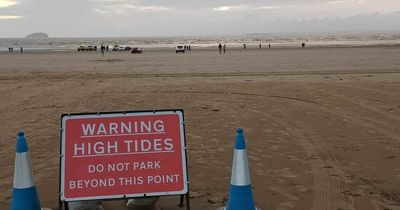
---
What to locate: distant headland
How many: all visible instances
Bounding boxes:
[25,32,49,39]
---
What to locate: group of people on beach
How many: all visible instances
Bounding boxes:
[184,45,191,51]
[100,44,112,56]
[8,47,23,53]
[218,42,275,54]
[5,41,305,55]
[218,43,227,54]
[217,41,309,53]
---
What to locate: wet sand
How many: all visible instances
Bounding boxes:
[1,47,400,210]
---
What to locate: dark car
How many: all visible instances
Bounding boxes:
[77,45,96,51]
[131,47,143,54]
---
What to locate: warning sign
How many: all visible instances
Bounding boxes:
[60,110,188,201]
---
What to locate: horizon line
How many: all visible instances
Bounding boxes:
[2,30,400,39]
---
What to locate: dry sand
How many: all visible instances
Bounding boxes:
[1,47,400,210]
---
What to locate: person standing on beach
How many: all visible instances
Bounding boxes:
[101,44,105,56]
[243,43,246,49]
[259,43,262,49]
[218,43,222,54]
[8,47,11,52]
[269,43,271,48]
[20,47,23,53]
[223,44,226,54]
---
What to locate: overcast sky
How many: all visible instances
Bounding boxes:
[1,0,400,38]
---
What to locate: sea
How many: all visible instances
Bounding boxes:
[1,32,400,52]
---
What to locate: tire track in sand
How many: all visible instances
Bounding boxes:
[312,85,400,124]
[305,86,400,208]
[309,87,400,142]
[260,109,355,210]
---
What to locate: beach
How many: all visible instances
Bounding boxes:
[0,46,400,210]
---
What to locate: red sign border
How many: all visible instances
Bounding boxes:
[59,109,188,202]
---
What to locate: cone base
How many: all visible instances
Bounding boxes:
[11,186,41,210]
[226,185,256,210]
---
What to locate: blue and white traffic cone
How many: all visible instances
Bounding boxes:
[10,132,41,210]
[223,128,260,210]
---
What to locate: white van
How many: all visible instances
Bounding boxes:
[176,45,185,53]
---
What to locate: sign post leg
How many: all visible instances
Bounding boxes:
[185,192,191,210]
[178,193,190,209]
[179,195,184,207]
[58,200,68,210]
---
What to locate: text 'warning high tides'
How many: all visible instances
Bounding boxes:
[60,110,188,201]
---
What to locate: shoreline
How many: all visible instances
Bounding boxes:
[0,42,399,54]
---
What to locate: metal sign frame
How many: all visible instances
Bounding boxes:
[58,109,190,209]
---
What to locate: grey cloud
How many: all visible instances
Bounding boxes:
[0,0,400,37]
[259,11,400,33]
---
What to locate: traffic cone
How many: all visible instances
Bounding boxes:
[223,128,260,210]
[10,132,41,210]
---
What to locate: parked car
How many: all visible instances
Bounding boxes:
[111,45,132,51]
[131,47,143,54]
[176,45,185,53]
[77,45,96,51]
[112,45,119,51]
